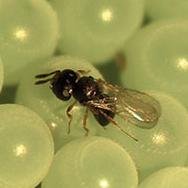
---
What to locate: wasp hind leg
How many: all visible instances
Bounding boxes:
[99,110,138,142]
[114,52,127,70]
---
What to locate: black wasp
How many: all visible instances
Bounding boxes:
[35,69,161,141]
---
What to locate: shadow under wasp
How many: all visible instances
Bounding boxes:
[35,69,161,141]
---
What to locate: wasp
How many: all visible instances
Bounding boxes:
[35,69,161,141]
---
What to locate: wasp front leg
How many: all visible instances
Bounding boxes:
[83,108,89,136]
[66,101,77,134]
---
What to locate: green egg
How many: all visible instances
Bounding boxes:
[42,136,138,188]
[0,0,59,85]
[121,19,188,110]
[139,167,188,188]
[146,0,188,21]
[16,56,104,152]
[97,91,188,181]
[50,0,144,63]
[0,104,54,188]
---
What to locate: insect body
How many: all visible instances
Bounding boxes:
[35,69,161,141]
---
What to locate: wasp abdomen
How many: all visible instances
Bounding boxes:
[93,108,115,126]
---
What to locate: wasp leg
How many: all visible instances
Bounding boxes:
[114,51,126,70]
[66,101,77,134]
[83,108,89,136]
[97,79,118,92]
[77,69,91,75]
[99,110,138,142]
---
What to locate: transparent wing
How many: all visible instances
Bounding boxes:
[86,96,139,141]
[86,96,116,112]
[97,79,161,129]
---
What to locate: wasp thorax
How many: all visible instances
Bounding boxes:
[73,76,101,103]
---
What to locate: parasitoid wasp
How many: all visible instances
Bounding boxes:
[35,69,161,141]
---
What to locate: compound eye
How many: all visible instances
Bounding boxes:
[62,69,78,84]
[51,85,71,101]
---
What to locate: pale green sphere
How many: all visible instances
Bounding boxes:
[97,92,188,181]
[0,57,3,93]
[50,0,144,63]
[121,19,188,110]
[146,0,188,21]
[42,137,138,188]
[0,0,59,85]
[139,167,188,188]
[16,56,104,152]
[0,104,54,188]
